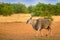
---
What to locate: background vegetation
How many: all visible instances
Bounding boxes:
[0,2,60,17]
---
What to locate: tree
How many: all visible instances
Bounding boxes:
[0,3,14,16]
[13,3,28,13]
[28,5,35,13]
[56,3,60,15]
[31,3,47,16]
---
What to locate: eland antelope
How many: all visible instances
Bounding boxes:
[26,16,52,37]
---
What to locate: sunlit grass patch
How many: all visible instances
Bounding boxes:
[0,37,60,40]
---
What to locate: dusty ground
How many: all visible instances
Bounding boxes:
[0,22,60,38]
[0,14,60,39]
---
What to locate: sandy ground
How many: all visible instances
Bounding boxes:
[0,14,60,38]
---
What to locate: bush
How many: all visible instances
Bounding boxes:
[0,3,14,16]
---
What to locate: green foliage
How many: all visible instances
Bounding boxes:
[0,3,28,16]
[56,3,60,15]
[0,2,60,16]
[28,5,35,13]
[28,3,60,16]
[13,3,28,13]
[0,3,14,16]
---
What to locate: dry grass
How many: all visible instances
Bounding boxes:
[0,14,31,22]
[0,14,60,22]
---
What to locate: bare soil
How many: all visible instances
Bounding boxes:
[0,21,60,38]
